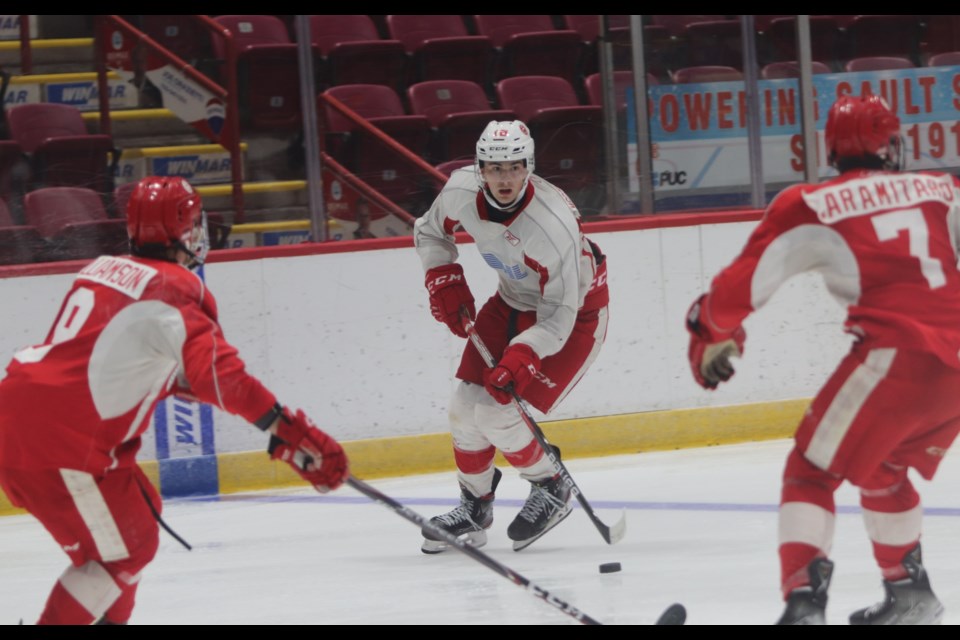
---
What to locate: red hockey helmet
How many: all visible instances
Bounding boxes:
[126,176,208,266]
[825,94,902,170]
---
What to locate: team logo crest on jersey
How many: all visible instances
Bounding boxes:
[503,229,520,246]
[481,253,527,280]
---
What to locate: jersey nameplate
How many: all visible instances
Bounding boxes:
[77,256,158,300]
[803,174,958,224]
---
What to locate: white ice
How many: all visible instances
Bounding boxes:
[4,438,960,625]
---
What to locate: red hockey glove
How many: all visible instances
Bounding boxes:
[483,343,541,404]
[425,263,475,338]
[267,407,349,493]
[686,294,746,390]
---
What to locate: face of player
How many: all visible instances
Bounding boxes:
[481,161,528,205]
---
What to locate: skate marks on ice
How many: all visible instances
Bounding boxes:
[3,440,960,624]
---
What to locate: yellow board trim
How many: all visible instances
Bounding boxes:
[0,399,809,516]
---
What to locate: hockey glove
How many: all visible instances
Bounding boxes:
[425,263,475,338]
[267,407,349,493]
[483,343,541,404]
[686,294,746,390]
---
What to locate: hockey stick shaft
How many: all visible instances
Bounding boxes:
[460,309,626,546]
[345,476,602,625]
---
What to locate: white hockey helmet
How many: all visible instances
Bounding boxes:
[476,120,535,172]
[475,120,535,210]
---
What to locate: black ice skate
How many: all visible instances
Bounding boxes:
[849,544,944,625]
[421,468,501,554]
[507,472,573,551]
[776,558,834,625]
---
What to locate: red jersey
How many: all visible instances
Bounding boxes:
[702,169,960,369]
[0,255,277,473]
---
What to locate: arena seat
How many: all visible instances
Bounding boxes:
[496,76,604,213]
[927,51,960,67]
[23,186,127,261]
[5,103,116,197]
[472,15,584,87]
[309,15,408,92]
[127,15,213,66]
[844,56,916,72]
[760,60,833,79]
[671,65,744,83]
[0,139,25,205]
[212,15,302,132]
[678,19,744,69]
[320,84,432,209]
[386,15,494,89]
[407,79,516,163]
[584,71,658,113]
[846,15,923,65]
[762,16,843,70]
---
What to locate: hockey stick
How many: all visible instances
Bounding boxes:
[460,309,627,546]
[345,476,603,625]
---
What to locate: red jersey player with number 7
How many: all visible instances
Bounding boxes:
[686,94,960,625]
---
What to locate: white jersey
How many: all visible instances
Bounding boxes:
[414,167,605,358]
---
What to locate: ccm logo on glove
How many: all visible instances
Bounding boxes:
[425,264,476,338]
[483,343,541,404]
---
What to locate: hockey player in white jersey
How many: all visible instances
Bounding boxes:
[414,121,610,553]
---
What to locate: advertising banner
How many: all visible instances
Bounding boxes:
[627,66,960,194]
[100,20,233,147]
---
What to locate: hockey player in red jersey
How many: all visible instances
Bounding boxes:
[414,120,609,553]
[0,176,349,625]
[686,94,960,625]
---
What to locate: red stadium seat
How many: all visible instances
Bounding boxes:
[844,56,916,72]
[649,15,730,38]
[129,15,213,66]
[23,186,128,261]
[678,20,744,69]
[0,195,46,264]
[320,84,433,209]
[385,15,494,88]
[212,15,303,132]
[0,139,25,205]
[671,65,744,84]
[927,51,960,67]
[920,15,960,62]
[760,60,833,79]
[496,76,605,213]
[407,79,516,162]
[309,15,408,91]
[584,71,658,113]
[846,15,923,65]
[5,103,116,197]
[762,16,843,70]
[472,15,584,86]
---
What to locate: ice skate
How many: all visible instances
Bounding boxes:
[421,469,501,554]
[776,558,834,625]
[507,472,573,551]
[849,544,944,625]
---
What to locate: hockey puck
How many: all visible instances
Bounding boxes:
[599,562,622,574]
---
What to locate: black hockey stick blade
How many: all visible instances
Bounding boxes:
[346,476,604,625]
[461,308,626,546]
[655,603,687,625]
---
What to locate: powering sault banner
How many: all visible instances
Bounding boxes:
[627,66,960,195]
